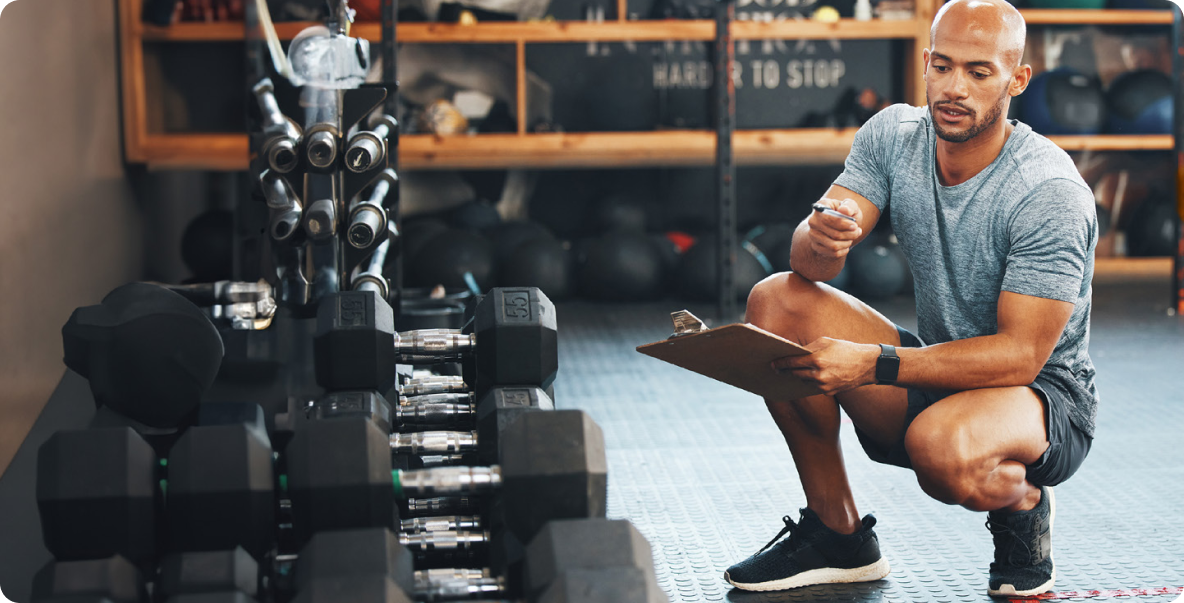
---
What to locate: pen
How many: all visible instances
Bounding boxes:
[812,203,858,223]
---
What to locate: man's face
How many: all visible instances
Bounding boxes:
[924,15,1019,143]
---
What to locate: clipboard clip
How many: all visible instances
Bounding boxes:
[669,309,709,338]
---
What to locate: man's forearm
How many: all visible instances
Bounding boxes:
[893,333,1045,391]
[789,221,846,282]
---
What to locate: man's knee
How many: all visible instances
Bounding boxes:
[904,412,979,507]
[746,272,825,327]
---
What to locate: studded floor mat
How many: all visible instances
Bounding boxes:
[553,279,1184,603]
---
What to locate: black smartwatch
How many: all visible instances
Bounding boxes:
[876,343,900,385]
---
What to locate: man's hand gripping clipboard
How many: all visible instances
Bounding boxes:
[636,310,823,400]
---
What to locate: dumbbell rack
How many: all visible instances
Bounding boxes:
[240,0,402,317]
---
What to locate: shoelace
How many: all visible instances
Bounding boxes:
[985,517,1033,565]
[758,515,799,554]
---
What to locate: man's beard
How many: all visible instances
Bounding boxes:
[928,88,1008,143]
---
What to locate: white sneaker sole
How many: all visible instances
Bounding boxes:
[988,487,1057,598]
[725,557,891,592]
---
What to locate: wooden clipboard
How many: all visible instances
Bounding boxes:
[636,311,822,400]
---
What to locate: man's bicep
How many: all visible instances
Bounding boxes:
[997,291,1074,374]
[824,185,882,241]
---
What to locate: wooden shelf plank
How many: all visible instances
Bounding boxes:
[1046,134,1174,151]
[141,134,249,170]
[136,131,1175,170]
[1020,8,1173,25]
[399,129,859,168]
[139,18,922,43]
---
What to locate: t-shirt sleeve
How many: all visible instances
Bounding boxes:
[1002,179,1096,303]
[832,104,903,211]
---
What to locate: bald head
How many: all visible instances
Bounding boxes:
[931,0,1026,67]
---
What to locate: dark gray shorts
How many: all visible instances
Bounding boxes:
[852,326,1093,487]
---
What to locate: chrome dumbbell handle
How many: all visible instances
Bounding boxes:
[414,569,505,601]
[345,114,398,173]
[394,329,476,359]
[395,398,475,429]
[393,466,501,497]
[401,515,482,534]
[252,79,302,173]
[259,171,302,241]
[404,496,478,517]
[391,431,477,456]
[347,169,397,249]
[398,529,489,554]
[401,375,469,396]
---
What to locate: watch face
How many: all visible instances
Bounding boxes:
[876,349,899,384]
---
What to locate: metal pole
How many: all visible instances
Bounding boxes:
[714,0,737,322]
[1173,6,1183,314]
[382,0,404,314]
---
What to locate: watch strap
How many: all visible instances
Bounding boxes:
[876,343,900,385]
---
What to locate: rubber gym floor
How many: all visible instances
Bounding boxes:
[554,271,1184,603]
[0,272,1178,603]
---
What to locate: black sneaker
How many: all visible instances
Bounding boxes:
[987,486,1056,597]
[724,508,890,592]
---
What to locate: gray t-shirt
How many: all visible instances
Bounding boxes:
[833,104,1098,437]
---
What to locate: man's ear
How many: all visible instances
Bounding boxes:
[922,48,932,81]
[1009,64,1032,97]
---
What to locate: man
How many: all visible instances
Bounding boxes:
[723,0,1097,597]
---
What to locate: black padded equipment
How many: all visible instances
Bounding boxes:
[181,209,235,282]
[490,220,557,267]
[1105,69,1173,135]
[396,289,469,331]
[61,282,224,428]
[410,229,495,291]
[1125,196,1178,257]
[1019,69,1105,136]
[448,200,502,232]
[847,237,909,300]
[500,238,572,301]
[744,222,796,260]
[590,194,647,233]
[675,234,770,302]
[398,218,449,266]
[577,232,664,301]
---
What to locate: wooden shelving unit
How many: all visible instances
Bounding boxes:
[119,0,1176,170]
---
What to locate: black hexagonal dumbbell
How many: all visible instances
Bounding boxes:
[36,427,159,572]
[313,288,557,397]
[289,528,415,603]
[307,385,551,469]
[282,527,517,603]
[284,410,606,553]
[30,555,148,603]
[524,519,667,603]
[165,403,275,561]
[158,548,260,601]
